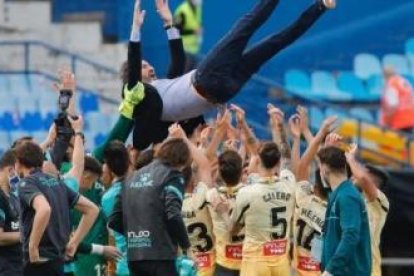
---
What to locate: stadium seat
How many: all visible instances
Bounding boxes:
[383,54,410,75]
[354,53,382,79]
[337,72,374,102]
[309,107,324,130]
[284,70,311,93]
[85,112,109,133]
[338,120,358,137]
[325,107,348,121]
[0,112,18,131]
[0,131,11,150]
[31,131,48,144]
[349,108,375,123]
[405,37,414,56]
[20,112,44,131]
[17,96,39,114]
[366,75,384,97]
[311,71,352,101]
[80,93,99,114]
[94,133,107,147]
[0,93,17,113]
[8,75,30,94]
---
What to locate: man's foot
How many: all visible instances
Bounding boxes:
[322,0,336,9]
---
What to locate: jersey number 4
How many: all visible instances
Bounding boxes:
[188,222,214,252]
[271,207,287,239]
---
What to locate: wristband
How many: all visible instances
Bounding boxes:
[166,27,180,40]
[91,244,105,255]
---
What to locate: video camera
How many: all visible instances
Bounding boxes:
[54,89,77,142]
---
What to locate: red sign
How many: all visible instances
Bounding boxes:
[297,256,321,272]
[196,253,212,268]
[225,245,243,260]
[263,240,287,256]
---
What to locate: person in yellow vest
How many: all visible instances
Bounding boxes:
[174,0,203,71]
[380,67,414,133]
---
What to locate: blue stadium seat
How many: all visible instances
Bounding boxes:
[337,72,374,102]
[383,54,410,75]
[354,53,382,79]
[80,93,99,114]
[32,131,48,144]
[0,112,18,131]
[17,96,39,114]
[405,37,414,56]
[94,133,107,147]
[20,112,44,131]
[349,108,375,123]
[0,132,11,150]
[9,131,32,144]
[310,107,324,130]
[366,75,384,97]
[311,71,352,101]
[285,70,311,93]
[0,93,17,113]
[85,112,109,133]
[325,107,348,121]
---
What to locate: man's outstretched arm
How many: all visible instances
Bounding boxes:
[156,0,186,78]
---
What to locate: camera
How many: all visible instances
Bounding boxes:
[54,89,75,141]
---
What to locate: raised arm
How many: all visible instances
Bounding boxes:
[231,104,258,156]
[205,110,230,161]
[297,106,314,144]
[268,104,291,170]
[297,116,336,181]
[345,144,378,202]
[156,0,186,78]
[127,0,146,90]
[66,116,85,184]
[288,114,301,176]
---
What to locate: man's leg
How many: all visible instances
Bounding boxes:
[194,0,280,102]
[235,1,328,83]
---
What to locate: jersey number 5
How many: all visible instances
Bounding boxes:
[271,207,287,239]
[188,222,214,252]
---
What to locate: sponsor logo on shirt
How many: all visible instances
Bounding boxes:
[263,240,287,256]
[127,230,152,248]
[297,256,320,271]
[11,221,19,231]
[195,253,212,268]
[225,244,243,260]
[129,173,153,189]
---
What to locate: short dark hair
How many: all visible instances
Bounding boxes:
[259,142,281,169]
[182,165,193,186]
[135,149,154,170]
[0,150,16,169]
[218,150,242,186]
[156,138,191,168]
[11,136,33,149]
[103,141,130,177]
[317,146,347,174]
[14,142,44,169]
[84,156,102,176]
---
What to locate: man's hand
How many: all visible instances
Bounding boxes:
[68,115,83,133]
[320,116,337,137]
[54,68,76,93]
[230,104,246,126]
[168,123,187,140]
[289,114,301,140]
[325,133,343,147]
[297,106,309,132]
[132,0,146,30]
[29,244,41,263]
[345,143,358,161]
[65,241,78,260]
[267,103,284,127]
[156,0,173,27]
[103,246,122,261]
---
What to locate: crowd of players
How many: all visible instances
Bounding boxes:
[0,0,390,275]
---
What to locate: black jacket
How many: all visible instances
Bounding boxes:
[125,35,204,150]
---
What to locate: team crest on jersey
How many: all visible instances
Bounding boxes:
[129,173,153,189]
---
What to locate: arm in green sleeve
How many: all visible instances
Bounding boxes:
[326,195,361,274]
[93,115,134,162]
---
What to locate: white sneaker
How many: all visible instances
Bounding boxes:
[322,0,336,9]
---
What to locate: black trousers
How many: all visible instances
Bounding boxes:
[194,0,326,103]
[214,263,240,276]
[24,259,64,276]
[128,260,178,276]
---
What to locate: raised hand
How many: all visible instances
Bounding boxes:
[156,0,173,27]
[320,116,337,136]
[288,114,301,140]
[168,123,187,140]
[229,104,246,127]
[53,68,76,92]
[345,143,358,161]
[297,106,309,132]
[325,133,343,147]
[267,103,284,127]
[133,0,146,30]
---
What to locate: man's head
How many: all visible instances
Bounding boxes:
[317,146,348,188]
[218,150,243,187]
[11,136,33,149]
[121,60,157,84]
[258,142,281,172]
[135,149,154,170]
[102,141,130,186]
[0,150,17,190]
[14,142,44,177]
[82,156,102,190]
[156,138,191,171]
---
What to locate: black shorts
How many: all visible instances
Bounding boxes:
[24,259,64,276]
[128,260,178,276]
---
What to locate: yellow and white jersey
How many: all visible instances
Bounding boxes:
[231,171,296,265]
[366,189,389,276]
[293,181,327,276]
[182,182,215,275]
[206,184,245,271]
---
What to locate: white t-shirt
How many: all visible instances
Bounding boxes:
[151,70,216,121]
